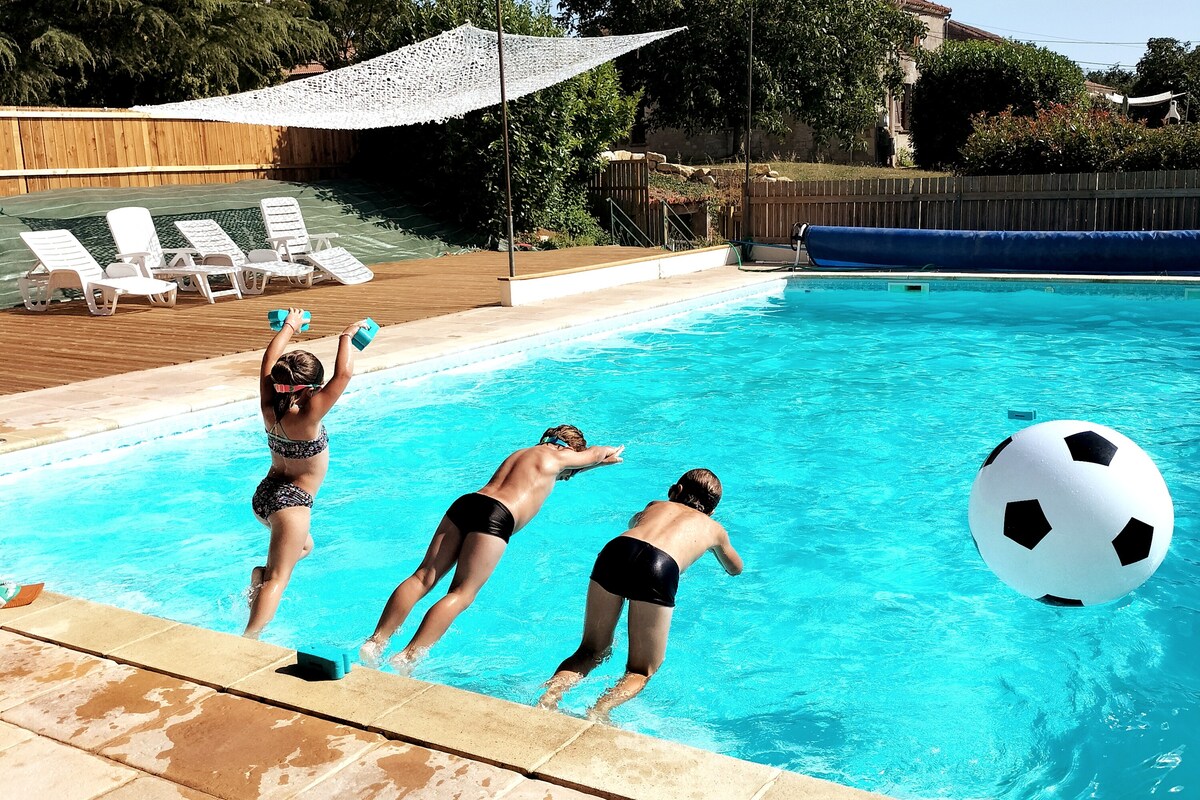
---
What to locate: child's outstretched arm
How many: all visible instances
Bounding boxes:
[305,319,369,419]
[556,445,625,480]
[710,526,743,576]
[260,307,305,400]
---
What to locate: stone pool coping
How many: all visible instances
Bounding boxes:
[0,591,884,800]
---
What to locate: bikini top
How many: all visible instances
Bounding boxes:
[267,424,329,460]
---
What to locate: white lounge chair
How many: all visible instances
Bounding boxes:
[18,230,177,315]
[174,219,315,295]
[259,197,374,285]
[106,207,242,303]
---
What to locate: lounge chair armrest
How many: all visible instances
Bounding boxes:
[104,262,140,279]
[116,250,152,263]
[201,253,238,268]
[247,249,283,263]
[310,232,338,250]
[267,235,303,245]
[162,248,200,267]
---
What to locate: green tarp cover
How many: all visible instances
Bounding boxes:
[0,178,479,307]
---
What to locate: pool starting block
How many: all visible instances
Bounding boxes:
[296,647,352,680]
[352,318,379,351]
[268,309,311,332]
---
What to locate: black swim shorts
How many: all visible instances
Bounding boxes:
[590,536,681,608]
[446,493,517,543]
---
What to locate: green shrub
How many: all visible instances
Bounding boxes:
[960,103,1200,175]
[351,0,638,243]
[911,40,1085,170]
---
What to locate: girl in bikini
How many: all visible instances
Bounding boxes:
[245,308,369,638]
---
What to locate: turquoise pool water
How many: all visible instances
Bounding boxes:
[3,279,1199,800]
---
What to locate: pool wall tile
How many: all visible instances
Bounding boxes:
[0,630,110,712]
[227,660,433,728]
[4,597,179,656]
[533,724,782,800]
[106,625,292,690]
[0,734,140,800]
[368,683,592,773]
[0,659,214,751]
[0,588,70,624]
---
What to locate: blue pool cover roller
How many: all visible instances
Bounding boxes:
[296,647,352,679]
[352,318,379,351]
[803,227,1200,274]
[268,309,311,331]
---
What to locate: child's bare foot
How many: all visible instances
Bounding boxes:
[359,638,384,668]
[247,566,265,606]
[586,707,612,725]
[388,647,426,676]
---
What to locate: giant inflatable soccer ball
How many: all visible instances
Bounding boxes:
[968,420,1173,606]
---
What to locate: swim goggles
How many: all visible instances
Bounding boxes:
[273,383,322,394]
[540,435,572,448]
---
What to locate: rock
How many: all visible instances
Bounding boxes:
[631,152,646,160]
[678,165,696,178]
[703,175,718,186]
[767,170,780,178]
[754,164,771,176]
[657,162,680,174]
[599,150,615,161]
[612,149,633,161]
[646,152,667,164]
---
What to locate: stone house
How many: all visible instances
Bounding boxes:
[636,0,1003,166]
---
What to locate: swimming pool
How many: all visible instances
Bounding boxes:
[3,278,1198,800]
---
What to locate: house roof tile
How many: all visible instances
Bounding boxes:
[946,19,1005,43]
[901,0,952,16]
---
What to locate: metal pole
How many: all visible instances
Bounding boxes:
[496,0,516,278]
[742,1,753,252]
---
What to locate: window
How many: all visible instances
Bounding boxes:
[900,83,914,131]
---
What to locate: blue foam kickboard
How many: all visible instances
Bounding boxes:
[296,647,352,680]
[352,317,379,351]
[268,309,311,332]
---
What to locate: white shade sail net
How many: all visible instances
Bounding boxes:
[1101,90,1187,107]
[132,24,683,129]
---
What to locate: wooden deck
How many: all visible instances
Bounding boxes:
[0,246,657,395]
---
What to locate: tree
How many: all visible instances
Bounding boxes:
[1085,66,1135,96]
[910,40,1085,170]
[340,0,639,240]
[0,0,333,106]
[1129,38,1199,124]
[557,0,923,158]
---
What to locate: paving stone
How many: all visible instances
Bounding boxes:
[534,724,779,800]
[501,778,598,799]
[229,660,430,728]
[0,719,34,751]
[370,683,591,773]
[294,739,524,799]
[0,736,139,799]
[99,691,384,800]
[6,597,178,656]
[2,658,213,751]
[97,776,219,800]
[757,770,892,800]
[0,588,70,625]
[0,629,109,712]
[108,624,291,689]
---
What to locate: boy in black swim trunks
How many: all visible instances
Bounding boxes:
[361,425,624,667]
[538,469,742,720]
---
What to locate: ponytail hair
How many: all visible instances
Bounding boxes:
[269,350,324,424]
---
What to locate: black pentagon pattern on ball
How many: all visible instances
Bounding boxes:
[1038,594,1084,607]
[981,436,1013,470]
[1112,517,1154,566]
[1064,430,1118,466]
[1004,499,1052,549]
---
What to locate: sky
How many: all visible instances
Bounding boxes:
[940,0,1198,73]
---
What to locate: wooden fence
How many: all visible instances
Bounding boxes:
[589,159,652,242]
[0,107,357,197]
[742,170,1200,243]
